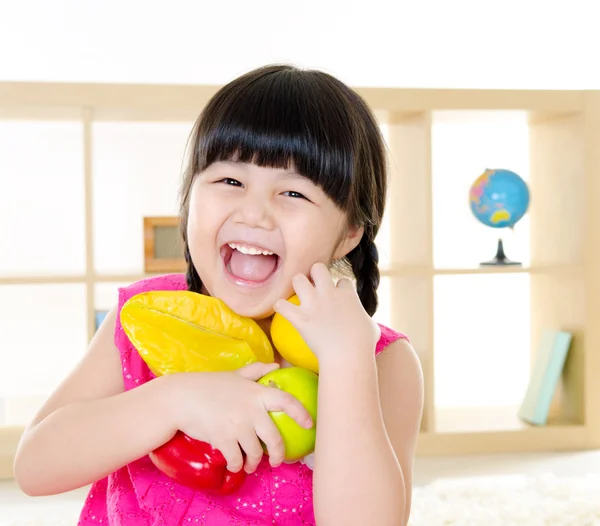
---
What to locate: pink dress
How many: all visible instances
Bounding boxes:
[78,274,406,526]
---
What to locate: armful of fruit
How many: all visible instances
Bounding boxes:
[120,290,320,495]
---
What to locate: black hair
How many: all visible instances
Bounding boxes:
[179,64,387,316]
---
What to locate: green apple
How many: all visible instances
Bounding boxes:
[257,366,318,461]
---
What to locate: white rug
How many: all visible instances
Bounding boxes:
[409,473,600,525]
[2,473,600,525]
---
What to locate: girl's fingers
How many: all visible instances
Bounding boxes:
[236,361,280,380]
[215,439,245,473]
[237,429,265,474]
[310,262,335,290]
[262,386,313,430]
[335,276,354,289]
[254,413,286,468]
[291,273,315,304]
[273,297,301,323]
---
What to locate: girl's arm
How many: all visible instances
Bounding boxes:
[14,306,312,497]
[313,338,424,526]
[13,307,180,496]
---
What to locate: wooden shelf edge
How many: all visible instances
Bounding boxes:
[0,426,23,479]
[438,264,583,275]
[416,425,588,456]
[0,424,593,478]
[0,82,585,114]
[0,273,177,286]
[380,264,583,278]
[0,265,583,285]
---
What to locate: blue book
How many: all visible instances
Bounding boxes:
[518,330,572,426]
[95,310,109,332]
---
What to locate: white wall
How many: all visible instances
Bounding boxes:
[0,0,598,88]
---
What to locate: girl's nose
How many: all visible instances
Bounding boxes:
[234,193,275,230]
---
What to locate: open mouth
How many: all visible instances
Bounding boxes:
[221,242,281,284]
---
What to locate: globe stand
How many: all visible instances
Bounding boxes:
[480,238,521,267]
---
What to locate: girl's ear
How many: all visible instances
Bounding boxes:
[333,224,364,260]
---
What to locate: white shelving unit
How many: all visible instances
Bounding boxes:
[1,82,599,478]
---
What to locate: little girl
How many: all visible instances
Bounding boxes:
[14,64,424,526]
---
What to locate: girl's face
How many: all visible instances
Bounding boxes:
[186,161,362,319]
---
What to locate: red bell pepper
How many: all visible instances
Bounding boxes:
[149,431,246,495]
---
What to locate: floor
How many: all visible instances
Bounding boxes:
[2,449,600,514]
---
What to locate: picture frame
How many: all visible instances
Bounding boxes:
[143,216,186,273]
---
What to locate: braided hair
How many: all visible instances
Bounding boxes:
[345,234,380,317]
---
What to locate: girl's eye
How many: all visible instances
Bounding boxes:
[219,178,243,187]
[283,191,307,200]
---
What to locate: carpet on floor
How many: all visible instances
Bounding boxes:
[2,473,600,525]
[409,472,600,525]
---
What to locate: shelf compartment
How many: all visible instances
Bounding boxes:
[1,83,600,469]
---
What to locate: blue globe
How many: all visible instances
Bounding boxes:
[468,168,530,229]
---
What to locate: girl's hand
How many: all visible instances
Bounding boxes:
[273,263,380,364]
[166,362,313,474]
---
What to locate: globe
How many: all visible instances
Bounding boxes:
[468,168,531,265]
[469,168,530,228]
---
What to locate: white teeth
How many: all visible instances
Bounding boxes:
[228,242,274,256]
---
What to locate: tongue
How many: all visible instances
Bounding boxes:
[229,250,278,282]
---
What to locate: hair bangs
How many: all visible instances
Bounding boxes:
[194,67,356,207]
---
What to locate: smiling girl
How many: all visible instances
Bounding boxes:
[14,64,424,526]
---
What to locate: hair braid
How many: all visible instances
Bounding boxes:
[347,234,380,317]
